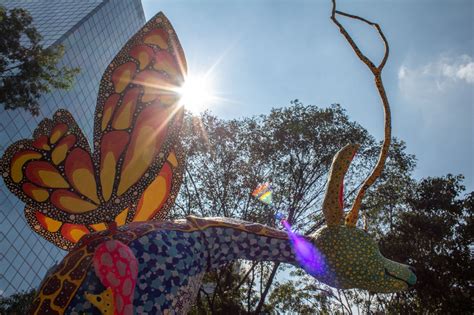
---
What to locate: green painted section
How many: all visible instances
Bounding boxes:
[309,226,416,293]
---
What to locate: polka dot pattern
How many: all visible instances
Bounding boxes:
[310,225,414,292]
[322,144,359,226]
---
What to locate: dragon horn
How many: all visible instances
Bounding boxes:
[322,143,360,226]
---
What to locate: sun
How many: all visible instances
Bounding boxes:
[178,73,215,114]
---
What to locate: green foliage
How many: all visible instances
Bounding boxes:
[0,6,79,116]
[363,139,417,235]
[0,289,36,314]
[189,263,252,314]
[377,175,473,314]
[269,278,333,314]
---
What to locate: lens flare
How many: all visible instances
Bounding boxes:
[251,182,326,275]
[178,74,215,113]
[282,220,326,276]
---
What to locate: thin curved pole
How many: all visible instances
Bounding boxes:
[330,0,392,227]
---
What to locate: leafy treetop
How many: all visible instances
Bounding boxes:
[0,6,78,116]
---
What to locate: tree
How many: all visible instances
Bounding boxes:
[0,289,36,314]
[269,270,335,314]
[376,175,473,314]
[0,6,78,116]
[174,102,416,313]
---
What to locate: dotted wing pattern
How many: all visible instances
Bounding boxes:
[0,12,186,250]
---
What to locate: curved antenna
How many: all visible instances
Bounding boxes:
[330,0,392,227]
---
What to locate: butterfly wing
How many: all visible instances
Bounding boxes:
[1,110,103,224]
[23,144,184,250]
[128,143,185,222]
[1,12,187,250]
[90,11,186,221]
[24,206,98,250]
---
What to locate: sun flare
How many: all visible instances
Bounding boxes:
[178,74,215,114]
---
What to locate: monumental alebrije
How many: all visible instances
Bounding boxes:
[1,10,415,315]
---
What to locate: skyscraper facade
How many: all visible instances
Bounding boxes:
[0,0,145,296]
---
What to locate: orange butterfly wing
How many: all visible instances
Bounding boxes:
[1,12,187,250]
[23,145,184,250]
[90,12,186,221]
[1,110,101,223]
[129,144,185,222]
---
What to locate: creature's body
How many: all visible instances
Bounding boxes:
[35,215,415,314]
[35,217,291,314]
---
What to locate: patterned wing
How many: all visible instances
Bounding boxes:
[1,12,187,250]
[90,12,186,221]
[127,143,184,222]
[1,110,102,224]
[23,145,184,250]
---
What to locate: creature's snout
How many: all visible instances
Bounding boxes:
[407,266,417,286]
[382,257,417,292]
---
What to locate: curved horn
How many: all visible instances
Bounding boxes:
[322,143,359,226]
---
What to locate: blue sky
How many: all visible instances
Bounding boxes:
[142,0,473,190]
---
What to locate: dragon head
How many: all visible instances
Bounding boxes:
[308,224,416,293]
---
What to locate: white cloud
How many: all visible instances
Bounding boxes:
[398,66,407,79]
[395,55,473,193]
[440,55,474,84]
[398,54,474,99]
[396,53,473,132]
[455,61,474,83]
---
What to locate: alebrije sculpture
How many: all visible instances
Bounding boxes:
[0,5,415,315]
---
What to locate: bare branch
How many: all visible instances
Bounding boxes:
[233,261,259,292]
[254,262,280,313]
[184,163,205,214]
[247,267,255,312]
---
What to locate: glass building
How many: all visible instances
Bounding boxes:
[0,0,145,296]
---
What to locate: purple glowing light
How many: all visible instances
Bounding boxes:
[282,220,326,276]
[274,212,285,221]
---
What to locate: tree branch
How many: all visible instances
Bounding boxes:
[254,262,280,314]
[185,163,205,214]
[233,261,259,292]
